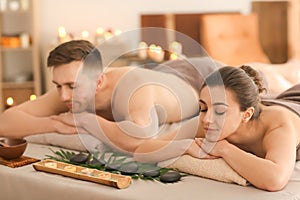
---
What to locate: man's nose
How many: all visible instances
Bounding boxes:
[60,87,72,101]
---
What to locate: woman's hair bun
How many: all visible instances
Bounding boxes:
[240,65,266,94]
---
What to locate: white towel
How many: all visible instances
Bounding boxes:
[159,155,248,186]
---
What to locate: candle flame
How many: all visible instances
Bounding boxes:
[58,26,67,38]
[170,53,178,60]
[30,94,37,101]
[114,29,122,36]
[81,30,89,39]
[139,41,148,48]
[96,27,104,35]
[6,97,14,106]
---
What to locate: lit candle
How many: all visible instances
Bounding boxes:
[148,44,156,59]
[170,41,182,55]
[114,29,122,36]
[95,27,104,45]
[6,97,14,109]
[138,41,148,59]
[114,29,123,43]
[148,44,164,62]
[104,31,113,40]
[58,26,67,43]
[96,27,104,36]
[169,53,179,60]
[81,30,90,41]
[30,94,36,101]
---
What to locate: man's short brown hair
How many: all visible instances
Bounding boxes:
[47,40,96,67]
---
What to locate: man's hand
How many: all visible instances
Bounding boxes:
[51,112,75,126]
[50,112,82,135]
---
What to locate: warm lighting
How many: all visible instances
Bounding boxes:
[58,26,67,38]
[104,31,113,40]
[30,94,36,101]
[170,41,182,55]
[96,27,104,35]
[57,26,72,43]
[138,41,148,59]
[148,44,165,62]
[148,44,156,52]
[114,29,122,36]
[6,97,14,106]
[139,41,148,48]
[95,27,105,45]
[169,53,179,60]
[81,30,90,40]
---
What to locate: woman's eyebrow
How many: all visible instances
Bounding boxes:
[199,99,206,105]
[199,99,229,107]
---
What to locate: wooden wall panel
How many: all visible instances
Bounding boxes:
[141,6,288,64]
[252,1,288,63]
[288,0,300,59]
[174,14,203,56]
[140,14,168,49]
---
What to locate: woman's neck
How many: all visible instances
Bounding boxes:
[228,118,265,148]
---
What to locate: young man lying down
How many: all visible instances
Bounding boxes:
[0,40,216,159]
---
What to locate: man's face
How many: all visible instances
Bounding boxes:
[52,61,95,113]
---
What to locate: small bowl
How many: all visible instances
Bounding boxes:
[0,138,27,160]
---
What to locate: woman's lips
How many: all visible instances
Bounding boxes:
[204,127,218,132]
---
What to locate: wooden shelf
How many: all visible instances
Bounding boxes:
[0,10,30,14]
[0,0,41,111]
[2,81,34,89]
[0,47,33,52]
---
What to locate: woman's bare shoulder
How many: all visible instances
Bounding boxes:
[261,104,299,123]
[261,104,300,139]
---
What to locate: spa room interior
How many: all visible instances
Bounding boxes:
[1,0,300,199]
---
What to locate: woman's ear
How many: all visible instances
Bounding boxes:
[243,107,255,122]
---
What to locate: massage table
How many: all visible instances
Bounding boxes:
[0,141,299,200]
[1,60,300,199]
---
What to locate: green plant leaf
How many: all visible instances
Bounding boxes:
[45,148,186,183]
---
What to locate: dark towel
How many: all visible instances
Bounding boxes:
[153,57,222,91]
[262,83,300,117]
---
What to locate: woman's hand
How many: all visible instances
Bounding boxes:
[195,138,230,158]
[185,139,218,159]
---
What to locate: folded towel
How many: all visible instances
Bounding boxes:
[25,133,107,153]
[159,155,247,186]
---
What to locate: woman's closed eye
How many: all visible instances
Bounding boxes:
[199,105,227,115]
[214,106,227,115]
[199,105,207,112]
[199,108,226,115]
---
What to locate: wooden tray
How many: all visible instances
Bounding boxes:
[0,156,39,168]
[33,159,131,189]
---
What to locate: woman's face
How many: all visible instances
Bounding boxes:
[198,86,244,142]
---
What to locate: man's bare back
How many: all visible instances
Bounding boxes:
[98,66,199,125]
